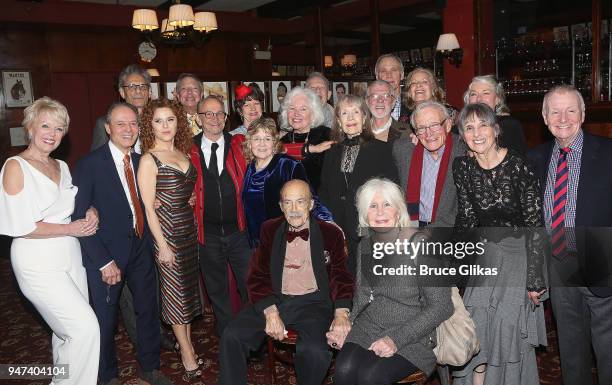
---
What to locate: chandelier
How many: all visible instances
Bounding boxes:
[132,1,218,46]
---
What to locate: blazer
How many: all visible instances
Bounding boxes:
[529,131,612,297]
[318,139,399,244]
[73,143,150,270]
[190,131,247,244]
[392,133,467,227]
[348,234,452,375]
[246,216,354,313]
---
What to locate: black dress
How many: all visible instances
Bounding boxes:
[280,125,331,192]
[318,136,399,274]
[451,149,547,385]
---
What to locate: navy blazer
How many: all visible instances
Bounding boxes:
[73,143,151,271]
[528,131,612,297]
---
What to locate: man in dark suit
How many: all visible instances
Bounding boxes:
[392,100,466,228]
[218,179,354,385]
[529,85,612,385]
[74,102,171,385]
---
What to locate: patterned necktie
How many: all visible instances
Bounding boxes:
[209,142,219,177]
[123,154,144,238]
[551,147,570,258]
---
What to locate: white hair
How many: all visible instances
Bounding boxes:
[278,87,325,131]
[355,178,415,228]
[542,84,586,116]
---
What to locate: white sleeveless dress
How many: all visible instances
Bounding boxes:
[0,156,100,385]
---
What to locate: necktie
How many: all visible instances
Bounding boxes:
[551,147,570,259]
[286,228,309,243]
[209,142,219,177]
[123,154,144,238]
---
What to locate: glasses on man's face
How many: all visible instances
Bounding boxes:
[251,136,274,144]
[198,111,227,120]
[415,119,446,136]
[122,83,149,92]
[367,93,395,103]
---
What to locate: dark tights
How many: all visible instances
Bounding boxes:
[334,342,418,385]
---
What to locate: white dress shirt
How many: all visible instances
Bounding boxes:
[200,134,225,174]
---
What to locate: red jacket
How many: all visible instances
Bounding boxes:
[190,133,247,244]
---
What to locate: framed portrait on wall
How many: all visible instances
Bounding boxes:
[332,81,349,105]
[2,70,33,108]
[203,82,229,112]
[164,82,176,100]
[271,80,291,112]
[150,82,160,100]
[351,81,367,97]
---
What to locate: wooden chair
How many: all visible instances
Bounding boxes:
[266,329,298,385]
[396,369,428,385]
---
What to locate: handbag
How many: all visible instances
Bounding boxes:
[432,286,480,366]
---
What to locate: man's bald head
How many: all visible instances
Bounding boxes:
[279,179,314,229]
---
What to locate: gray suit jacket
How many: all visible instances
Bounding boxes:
[91,115,107,151]
[392,133,466,227]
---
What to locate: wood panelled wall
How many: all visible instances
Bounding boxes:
[0,24,310,166]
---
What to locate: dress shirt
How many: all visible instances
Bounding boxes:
[200,134,225,174]
[544,130,583,251]
[419,145,445,222]
[100,140,139,271]
[323,103,335,128]
[282,235,318,295]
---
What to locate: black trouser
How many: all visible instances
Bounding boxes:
[334,342,418,385]
[219,291,333,385]
[199,230,252,336]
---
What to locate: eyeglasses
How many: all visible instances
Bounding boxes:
[122,83,149,92]
[308,86,329,93]
[198,111,227,120]
[415,119,446,136]
[366,94,395,103]
[251,136,275,144]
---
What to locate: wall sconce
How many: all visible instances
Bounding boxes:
[436,33,463,68]
[324,55,333,68]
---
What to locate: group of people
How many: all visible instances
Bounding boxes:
[0,53,610,385]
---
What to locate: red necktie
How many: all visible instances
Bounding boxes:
[123,154,144,238]
[551,148,570,258]
[286,228,309,243]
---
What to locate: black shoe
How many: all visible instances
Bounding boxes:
[138,369,173,385]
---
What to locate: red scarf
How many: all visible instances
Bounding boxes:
[406,132,453,222]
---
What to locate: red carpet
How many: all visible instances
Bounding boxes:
[0,251,566,385]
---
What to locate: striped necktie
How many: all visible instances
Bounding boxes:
[551,147,570,259]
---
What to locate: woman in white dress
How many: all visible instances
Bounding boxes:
[0,97,101,385]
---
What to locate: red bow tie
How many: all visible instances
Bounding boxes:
[286,228,309,243]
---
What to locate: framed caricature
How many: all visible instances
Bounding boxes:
[271,80,291,112]
[150,82,160,100]
[332,81,349,105]
[164,82,176,100]
[203,82,229,112]
[351,82,368,97]
[2,70,34,108]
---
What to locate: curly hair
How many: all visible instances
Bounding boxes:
[404,67,446,109]
[139,98,193,155]
[242,117,285,163]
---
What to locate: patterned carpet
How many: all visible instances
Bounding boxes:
[0,245,569,385]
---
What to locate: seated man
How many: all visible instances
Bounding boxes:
[219,179,354,385]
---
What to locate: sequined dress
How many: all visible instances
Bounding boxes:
[152,154,201,324]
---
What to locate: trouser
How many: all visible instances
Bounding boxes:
[334,342,418,385]
[199,230,252,335]
[87,238,161,383]
[12,249,100,385]
[219,291,333,385]
[551,286,612,385]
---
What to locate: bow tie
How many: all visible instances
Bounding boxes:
[286,228,309,243]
